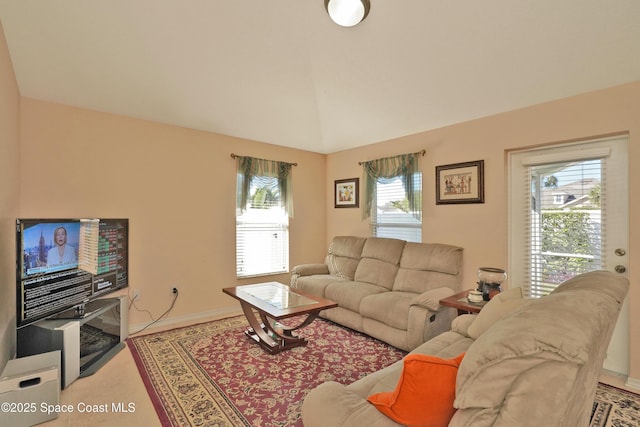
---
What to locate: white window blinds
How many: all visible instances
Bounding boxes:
[371,174,422,242]
[235,156,292,278]
[508,137,625,297]
[361,151,424,242]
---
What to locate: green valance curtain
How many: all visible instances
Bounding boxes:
[361,151,423,219]
[235,155,295,218]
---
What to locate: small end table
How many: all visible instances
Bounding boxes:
[439,289,487,315]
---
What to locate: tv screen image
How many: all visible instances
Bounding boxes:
[21,220,81,278]
[16,218,129,328]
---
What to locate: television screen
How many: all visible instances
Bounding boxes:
[21,220,81,278]
[93,219,129,297]
[16,218,129,327]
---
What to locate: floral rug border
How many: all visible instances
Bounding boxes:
[128,316,640,427]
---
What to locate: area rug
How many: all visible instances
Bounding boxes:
[128,315,406,426]
[591,382,640,427]
[128,315,640,427]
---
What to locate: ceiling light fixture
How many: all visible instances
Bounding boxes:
[325,0,370,27]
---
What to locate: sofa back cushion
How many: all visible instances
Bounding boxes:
[325,236,366,280]
[354,238,406,289]
[393,243,463,294]
[466,287,530,340]
[451,271,629,427]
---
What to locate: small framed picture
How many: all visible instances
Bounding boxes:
[436,160,485,204]
[335,178,359,208]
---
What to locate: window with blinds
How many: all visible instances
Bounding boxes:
[508,137,626,298]
[526,158,604,296]
[236,176,289,278]
[371,173,422,242]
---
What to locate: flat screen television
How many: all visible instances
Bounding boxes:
[16,218,129,328]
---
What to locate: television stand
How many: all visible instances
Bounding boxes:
[17,296,128,388]
[79,341,126,378]
[52,302,90,319]
[50,301,100,321]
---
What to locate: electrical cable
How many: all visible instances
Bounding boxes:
[129,289,179,336]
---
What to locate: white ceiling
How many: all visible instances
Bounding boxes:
[1,1,639,154]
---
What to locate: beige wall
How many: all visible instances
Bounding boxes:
[18,98,327,328]
[2,18,639,385]
[0,20,20,368]
[326,81,640,380]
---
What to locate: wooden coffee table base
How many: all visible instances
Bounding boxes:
[223,282,337,355]
[240,303,320,354]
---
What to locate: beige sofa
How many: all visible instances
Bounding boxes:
[301,270,629,427]
[290,236,463,351]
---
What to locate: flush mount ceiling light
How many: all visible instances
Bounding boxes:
[325,0,370,27]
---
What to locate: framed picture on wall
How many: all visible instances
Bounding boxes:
[335,178,359,208]
[436,160,485,204]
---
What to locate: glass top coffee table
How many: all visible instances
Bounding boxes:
[223,281,338,354]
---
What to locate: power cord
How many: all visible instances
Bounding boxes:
[129,289,179,336]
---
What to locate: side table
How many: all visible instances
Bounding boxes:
[439,289,487,315]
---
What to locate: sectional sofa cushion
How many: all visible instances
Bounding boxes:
[466,287,529,340]
[324,281,387,313]
[360,291,415,331]
[393,243,463,294]
[293,274,350,299]
[326,236,367,279]
[354,238,406,290]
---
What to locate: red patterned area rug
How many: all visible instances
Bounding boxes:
[128,315,407,426]
[128,315,640,427]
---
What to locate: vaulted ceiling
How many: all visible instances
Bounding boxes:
[1,1,639,153]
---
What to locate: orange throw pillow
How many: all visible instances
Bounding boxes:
[367,353,464,427]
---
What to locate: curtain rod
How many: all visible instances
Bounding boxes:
[230,153,297,166]
[358,149,426,165]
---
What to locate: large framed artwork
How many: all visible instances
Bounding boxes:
[334,178,359,208]
[436,160,485,204]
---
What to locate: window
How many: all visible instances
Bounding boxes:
[236,177,288,277]
[508,135,630,375]
[362,151,424,243]
[508,136,628,298]
[527,159,604,296]
[371,173,422,242]
[235,156,293,278]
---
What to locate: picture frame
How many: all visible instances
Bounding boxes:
[436,160,485,204]
[334,178,359,208]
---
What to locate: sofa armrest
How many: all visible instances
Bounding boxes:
[410,287,456,311]
[291,263,330,276]
[302,381,402,427]
[451,314,477,337]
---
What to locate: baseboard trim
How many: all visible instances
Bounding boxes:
[128,306,242,335]
[625,376,640,391]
